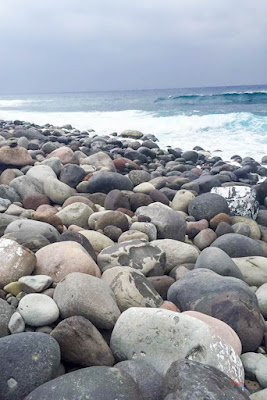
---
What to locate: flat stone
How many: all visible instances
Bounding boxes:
[18,275,53,293]
[233,257,267,287]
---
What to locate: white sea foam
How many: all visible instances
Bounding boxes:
[0,109,266,161]
[0,99,52,107]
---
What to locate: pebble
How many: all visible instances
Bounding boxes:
[18,293,60,326]
[8,311,25,334]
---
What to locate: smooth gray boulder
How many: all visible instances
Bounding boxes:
[53,272,121,329]
[211,233,266,257]
[5,219,60,243]
[195,247,244,279]
[85,171,133,193]
[135,203,186,241]
[110,308,244,383]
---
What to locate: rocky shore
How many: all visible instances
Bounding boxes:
[0,119,267,399]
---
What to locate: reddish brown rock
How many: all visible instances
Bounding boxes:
[32,210,64,233]
[47,147,78,164]
[36,204,59,214]
[147,276,175,300]
[116,208,134,217]
[22,194,51,210]
[62,196,95,210]
[35,241,101,282]
[114,157,140,172]
[210,213,232,229]
[160,301,180,312]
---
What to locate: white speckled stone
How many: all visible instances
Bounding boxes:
[18,294,59,327]
[211,186,259,219]
[110,308,244,384]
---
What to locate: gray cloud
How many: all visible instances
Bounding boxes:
[0,0,266,93]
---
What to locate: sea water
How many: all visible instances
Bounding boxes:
[0,84,266,161]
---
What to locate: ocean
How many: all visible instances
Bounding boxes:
[0,84,266,161]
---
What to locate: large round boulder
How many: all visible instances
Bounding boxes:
[211,233,266,257]
[110,308,244,383]
[85,171,133,193]
[24,366,140,400]
[53,272,121,329]
[167,269,265,352]
[188,193,229,221]
[0,332,60,400]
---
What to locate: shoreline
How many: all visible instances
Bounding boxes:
[0,118,267,399]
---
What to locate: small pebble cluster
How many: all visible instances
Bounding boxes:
[0,120,267,399]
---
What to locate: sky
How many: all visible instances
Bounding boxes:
[0,0,266,93]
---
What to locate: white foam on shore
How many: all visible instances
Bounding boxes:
[0,109,266,162]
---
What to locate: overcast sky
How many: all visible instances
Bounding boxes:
[0,0,266,93]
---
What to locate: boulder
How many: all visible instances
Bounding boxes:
[151,239,199,273]
[97,239,166,276]
[59,231,96,261]
[136,203,186,241]
[85,171,133,193]
[211,186,259,219]
[167,269,265,352]
[0,299,14,337]
[35,241,100,282]
[0,332,60,400]
[0,145,33,166]
[162,359,249,400]
[24,367,140,400]
[53,272,121,329]
[110,308,244,382]
[59,164,86,187]
[51,316,114,367]
[233,257,267,287]
[18,293,59,326]
[195,247,244,279]
[47,146,77,164]
[116,360,163,400]
[102,267,163,311]
[79,230,114,253]
[81,151,116,172]
[26,165,57,185]
[56,202,93,228]
[5,219,60,243]
[44,178,76,205]
[10,175,44,199]
[0,238,36,288]
[188,193,229,221]
[211,233,265,257]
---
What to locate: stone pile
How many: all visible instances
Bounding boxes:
[0,119,267,399]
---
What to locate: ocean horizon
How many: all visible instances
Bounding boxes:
[0,83,267,162]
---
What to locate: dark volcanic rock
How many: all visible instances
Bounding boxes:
[193,174,222,193]
[167,269,265,352]
[85,171,133,193]
[24,366,140,400]
[211,233,265,257]
[188,193,229,221]
[0,332,60,400]
[163,359,249,400]
[59,164,86,188]
[116,360,163,400]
